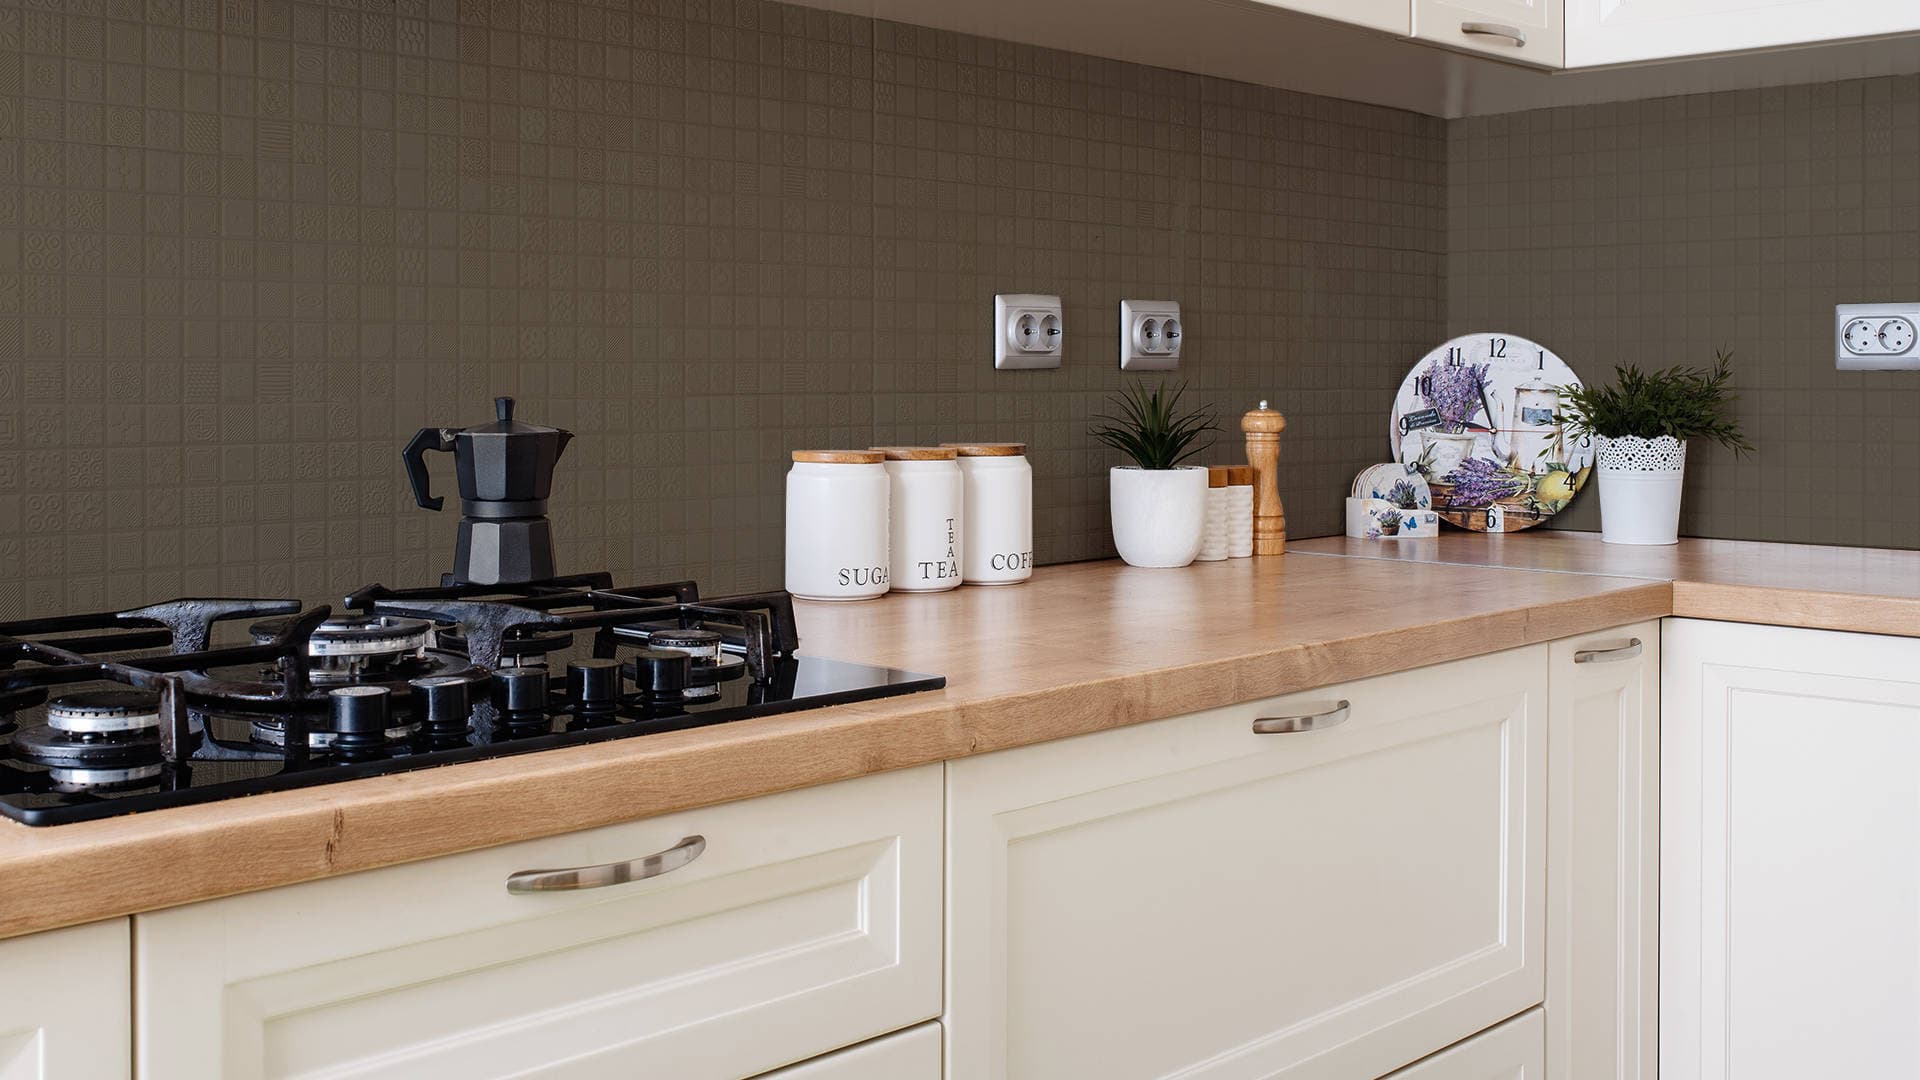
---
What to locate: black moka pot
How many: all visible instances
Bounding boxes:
[403,397,574,585]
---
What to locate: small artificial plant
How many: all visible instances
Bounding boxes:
[1091,381,1218,469]
[1557,350,1753,454]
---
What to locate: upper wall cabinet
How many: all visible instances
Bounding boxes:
[1416,0,1566,66]
[1259,0,1410,35]
[1567,0,1920,66]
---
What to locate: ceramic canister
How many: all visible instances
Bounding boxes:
[941,442,1033,585]
[1198,467,1231,562]
[1226,466,1254,558]
[784,450,890,601]
[872,446,964,592]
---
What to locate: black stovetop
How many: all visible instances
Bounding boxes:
[0,575,943,826]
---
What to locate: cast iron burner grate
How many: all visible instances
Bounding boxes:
[0,578,941,826]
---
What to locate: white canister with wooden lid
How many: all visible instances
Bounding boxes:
[872,446,963,593]
[785,450,890,601]
[941,442,1032,585]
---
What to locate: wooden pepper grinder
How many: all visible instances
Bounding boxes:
[1241,400,1287,555]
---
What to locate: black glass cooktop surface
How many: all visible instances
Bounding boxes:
[0,578,943,826]
[0,654,943,826]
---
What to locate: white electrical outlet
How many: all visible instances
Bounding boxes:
[1119,299,1182,371]
[994,294,1063,370]
[1836,303,1920,370]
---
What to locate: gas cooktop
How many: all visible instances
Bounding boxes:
[0,574,943,826]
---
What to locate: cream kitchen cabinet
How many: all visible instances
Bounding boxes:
[1414,0,1564,66]
[1547,624,1659,1080]
[756,1023,940,1079]
[0,919,131,1080]
[1566,0,1920,66]
[1385,1008,1544,1079]
[1662,619,1920,1080]
[945,645,1548,1080]
[1256,0,1410,35]
[135,764,943,1080]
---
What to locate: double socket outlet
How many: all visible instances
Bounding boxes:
[993,295,1185,371]
[1836,303,1920,370]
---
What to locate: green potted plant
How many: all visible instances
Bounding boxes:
[1091,382,1218,567]
[1558,351,1752,545]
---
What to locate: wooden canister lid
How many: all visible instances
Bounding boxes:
[1227,466,1253,485]
[1208,466,1230,488]
[870,446,959,461]
[940,442,1026,457]
[791,450,884,464]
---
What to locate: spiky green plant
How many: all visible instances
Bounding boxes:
[1557,350,1753,454]
[1091,382,1218,470]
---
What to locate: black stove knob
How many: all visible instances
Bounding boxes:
[567,658,623,713]
[492,667,549,715]
[410,675,473,732]
[624,648,690,698]
[330,686,391,754]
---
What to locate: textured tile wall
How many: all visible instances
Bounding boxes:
[1451,76,1920,547]
[0,0,1445,618]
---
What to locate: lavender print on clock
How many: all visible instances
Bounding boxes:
[1390,332,1594,533]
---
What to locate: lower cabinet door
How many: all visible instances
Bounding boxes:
[0,920,131,1080]
[1386,1009,1544,1079]
[1662,619,1920,1080]
[135,764,942,1080]
[757,1023,940,1079]
[1546,623,1659,1080]
[946,646,1548,1080]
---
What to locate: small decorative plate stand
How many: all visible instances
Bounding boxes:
[1390,332,1595,533]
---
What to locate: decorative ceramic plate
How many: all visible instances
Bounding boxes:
[1389,332,1594,533]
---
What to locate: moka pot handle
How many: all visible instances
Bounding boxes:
[403,427,454,511]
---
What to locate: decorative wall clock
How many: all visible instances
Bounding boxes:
[1389,332,1593,533]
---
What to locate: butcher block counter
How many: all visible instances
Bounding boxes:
[1292,531,1920,636]
[9,532,1920,940]
[0,553,1668,939]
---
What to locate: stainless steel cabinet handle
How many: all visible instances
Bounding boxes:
[506,835,706,894]
[1252,700,1350,734]
[1574,638,1643,664]
[1460,21,1527,47]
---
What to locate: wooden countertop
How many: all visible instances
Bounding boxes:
[1292,531,1920,637]
[0,555,1668,940]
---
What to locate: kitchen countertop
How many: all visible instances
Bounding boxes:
[7,531,1917,941]
[0,554,1667,940]
[1292,531,1920,636]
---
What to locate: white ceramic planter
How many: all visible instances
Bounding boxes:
[1595,435,1687,545]
[1109,466,1208,568]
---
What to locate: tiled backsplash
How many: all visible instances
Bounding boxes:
[1451,76,1920,547]
[0,0,1445,618]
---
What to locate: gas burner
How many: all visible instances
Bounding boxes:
[13,716,165,785]
[249,614,433,681]
[47,689,162,734]
[247,714,421,752]
[436,627,575,668]
[607,626,747,684]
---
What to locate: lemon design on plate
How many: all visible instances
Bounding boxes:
[1537,469,1578,504]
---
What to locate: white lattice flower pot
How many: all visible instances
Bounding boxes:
[1595,435,1687,545]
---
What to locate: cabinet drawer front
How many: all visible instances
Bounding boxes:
[136,765,942,1080]
[947,646,1547,1080]
[759,1023,940,1079]
[1386,1009,1544,1079]
[1413,0,1564,66]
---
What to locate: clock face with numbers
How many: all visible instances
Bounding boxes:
[1389,332,1593,533]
